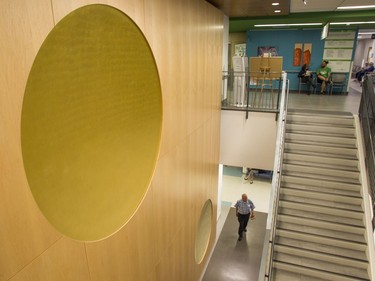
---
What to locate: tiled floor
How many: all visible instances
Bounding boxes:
[202,209,267,281]
[289,79,362,114]
[203,82,364,281]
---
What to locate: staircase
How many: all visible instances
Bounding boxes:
[271,110,371,281]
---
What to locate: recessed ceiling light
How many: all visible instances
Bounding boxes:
[272,2,279,5]
[274,10,281,13]
[337,5,375,10]
[254,23,322,27]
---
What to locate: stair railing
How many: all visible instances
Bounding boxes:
[258,71,289,281]
[358,74,375,230]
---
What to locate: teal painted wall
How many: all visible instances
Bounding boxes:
[246,29,324,91]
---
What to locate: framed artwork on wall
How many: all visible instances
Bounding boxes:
[303,43,312,66]
[293,43,302,66]
[257,46,278,57]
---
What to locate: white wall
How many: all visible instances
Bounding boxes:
[354,40,366,66]
[220,110,277,170]
[354,39,374,66]
[217,15,229,221]
[222,15,229,72]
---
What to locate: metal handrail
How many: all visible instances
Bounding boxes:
[258,71,289,281]
[359,74,375,230]
[221,70,283,118]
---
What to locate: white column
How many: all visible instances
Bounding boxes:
[222,15,229,101]
[217,164,223,220]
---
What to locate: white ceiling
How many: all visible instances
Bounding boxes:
[291,0,375,13]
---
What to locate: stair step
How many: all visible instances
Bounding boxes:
[271,268,327,281]
[275,244,368,270]
[280,187,363,206]
[282,182,361,198]
[272,261,368,281]
[277,219,366,243]
[274,250,369,279]
[283,153,358,170]
[284,149,358,161]
[283,172,360,186]
[285,132,357,148]
[276,235,368,261]
[279,194,362,212]
[282,175,362,194]
[278,201,364,227]
[287,114,355,127]
[287,109,354,118]
[279,200,363,220]
[284,143,358,158]
[283,163,360,182]
[280,189,362,212]
[276,228,367,252]
[286,123,356,137]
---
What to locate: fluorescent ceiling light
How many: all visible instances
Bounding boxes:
[254,23,322,27]
[331,21,375,25]
[272,2,279,5]
[337,5,375,10]
[358,32,374,35]
[274,10,281,13]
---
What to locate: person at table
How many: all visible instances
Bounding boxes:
[298,64,316,95]
[316,60,331,95]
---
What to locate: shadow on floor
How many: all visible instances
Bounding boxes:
[202,208,267,281]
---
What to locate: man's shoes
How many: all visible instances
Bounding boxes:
[238,236,242,241]
[244,228,247,232]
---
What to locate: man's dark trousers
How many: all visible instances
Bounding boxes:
[237,213,250,237]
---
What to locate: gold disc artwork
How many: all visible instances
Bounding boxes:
[21,4,162,241]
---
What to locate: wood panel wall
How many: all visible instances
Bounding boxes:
[0,0,223,280]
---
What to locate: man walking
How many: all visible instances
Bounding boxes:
[235,193,255,241]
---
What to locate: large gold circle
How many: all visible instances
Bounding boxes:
[21,5,162,241]
[195,200,213,264]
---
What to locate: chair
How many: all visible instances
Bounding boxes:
[298,76,314,94]
[329,73,346,95]
[351,65,361,79]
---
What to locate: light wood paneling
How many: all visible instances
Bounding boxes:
[1,0,223,280]
[0,1,63,280]
[51,0,145,30]
[85,191,156,281]
[9,238,90,281]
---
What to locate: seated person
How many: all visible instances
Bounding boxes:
[356,62,374,82]
[316,60,331,94]
[298,64,316,94]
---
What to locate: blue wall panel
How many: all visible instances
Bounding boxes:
[246,29,325,91]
